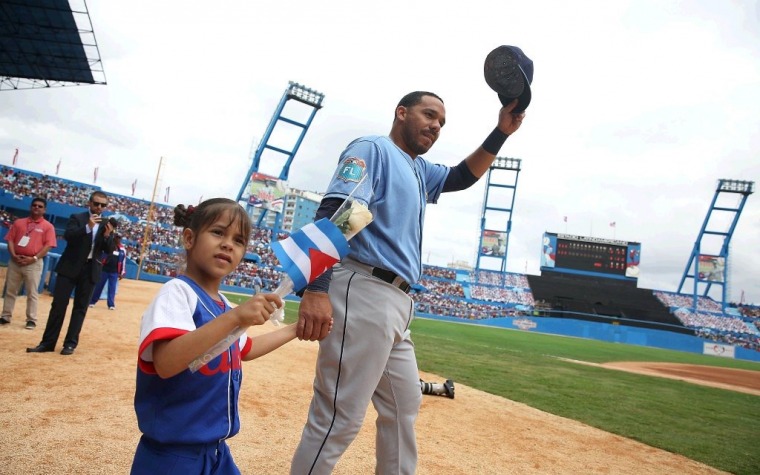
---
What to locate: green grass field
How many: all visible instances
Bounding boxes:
[224,294,760,474]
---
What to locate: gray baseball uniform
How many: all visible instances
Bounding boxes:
[290,135,449,474]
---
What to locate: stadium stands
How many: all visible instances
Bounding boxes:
[1,165,758,353]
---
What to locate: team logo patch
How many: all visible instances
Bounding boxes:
[337,157,365,183]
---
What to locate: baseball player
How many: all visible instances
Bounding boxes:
[291,74,530,474]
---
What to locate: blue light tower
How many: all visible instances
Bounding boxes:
[236,81,325,232]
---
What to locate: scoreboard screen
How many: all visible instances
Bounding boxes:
[540,233,641,280]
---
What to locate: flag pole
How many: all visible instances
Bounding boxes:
[136,157,165,280]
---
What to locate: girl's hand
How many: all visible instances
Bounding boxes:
[233,293,283,327]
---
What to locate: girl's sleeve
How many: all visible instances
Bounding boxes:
[138,279,198,369]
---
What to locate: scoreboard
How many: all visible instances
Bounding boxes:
[540,232,641,280]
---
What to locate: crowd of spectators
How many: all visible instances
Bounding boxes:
[471,269,530,288]
[418,278,464,297]
[0,209,17,227]
[2,166,759,353]
[656,291,760,350]
[0,166,280,292]
[672,308,759,335]
[421,264,456,280]
[2,166,94,207]
[411,266,533,320]
[412,292,518,319]
[470,285,535,306]
[653,290,724,313]
[738,304,760,318]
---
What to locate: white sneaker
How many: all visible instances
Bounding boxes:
[109,307,115,310]
[89,304,95,308]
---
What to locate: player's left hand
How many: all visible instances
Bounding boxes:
[497,98,525,135]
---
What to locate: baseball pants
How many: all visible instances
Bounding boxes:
[291,262,420,475]
[131,436,239,475]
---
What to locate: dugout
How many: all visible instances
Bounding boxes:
[526,272,692,334]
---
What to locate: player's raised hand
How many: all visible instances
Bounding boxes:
[497,98,525,135]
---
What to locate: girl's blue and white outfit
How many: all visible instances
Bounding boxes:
[131,275,251,475]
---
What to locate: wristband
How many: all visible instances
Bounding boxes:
[304,268,333,294]
[482,127,509,155]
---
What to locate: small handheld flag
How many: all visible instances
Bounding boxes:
[271,218,350,291]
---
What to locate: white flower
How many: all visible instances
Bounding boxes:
[332,199,373,240]
[344,201,373,240]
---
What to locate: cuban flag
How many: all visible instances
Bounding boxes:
[271,218,349,291]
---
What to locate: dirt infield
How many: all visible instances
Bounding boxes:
[0,278,735,474]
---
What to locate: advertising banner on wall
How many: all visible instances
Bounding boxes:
[703,342,735,358]
[698,255,725,282]
[247,172,288,213]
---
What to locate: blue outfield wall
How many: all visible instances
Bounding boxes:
[5,237,756,363]
[417,313,760,363]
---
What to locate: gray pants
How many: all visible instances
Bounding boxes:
[291,262,420,475]
[2,258,44,323]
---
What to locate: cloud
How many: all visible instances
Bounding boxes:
[2,0,759,303]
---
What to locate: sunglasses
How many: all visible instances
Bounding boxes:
[91,202,108,208]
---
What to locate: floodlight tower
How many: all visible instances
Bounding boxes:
[236,81,325,231]
[676,179,754,310]
[474,157,521,279]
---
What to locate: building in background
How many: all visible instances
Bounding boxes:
[447,259,473,271]
[281,189,322,233]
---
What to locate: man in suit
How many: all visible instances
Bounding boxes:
[27,191,116,355]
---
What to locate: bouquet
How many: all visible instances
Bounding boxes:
[268,197,373,325]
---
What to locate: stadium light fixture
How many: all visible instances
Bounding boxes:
[287,81,325,108]
[492,157,522,171]
[717,179,754,195]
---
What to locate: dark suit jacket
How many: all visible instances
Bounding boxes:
[55,211,115,284]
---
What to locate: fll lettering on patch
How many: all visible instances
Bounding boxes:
[337,157,365,183]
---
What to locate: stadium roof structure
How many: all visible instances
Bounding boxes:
[0,0,106,91]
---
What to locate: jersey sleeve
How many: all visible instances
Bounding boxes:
[323,137,383,206]
[240,335,254,358]
[137,279,198,372]
[4,220,19,243]
[418,157,450,203]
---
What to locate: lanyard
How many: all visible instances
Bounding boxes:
[25,220,39,236]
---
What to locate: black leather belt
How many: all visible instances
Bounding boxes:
[371,267,411,294]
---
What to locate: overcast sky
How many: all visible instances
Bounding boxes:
[2,0,759,304]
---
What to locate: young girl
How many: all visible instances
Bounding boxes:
[131,198,296,475]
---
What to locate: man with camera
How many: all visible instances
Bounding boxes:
[27,191,116,355]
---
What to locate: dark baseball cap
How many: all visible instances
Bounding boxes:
[484,45,533,112]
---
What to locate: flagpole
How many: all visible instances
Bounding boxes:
[136,156,165,280]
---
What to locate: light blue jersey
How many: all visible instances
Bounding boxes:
[323,135,449,284]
